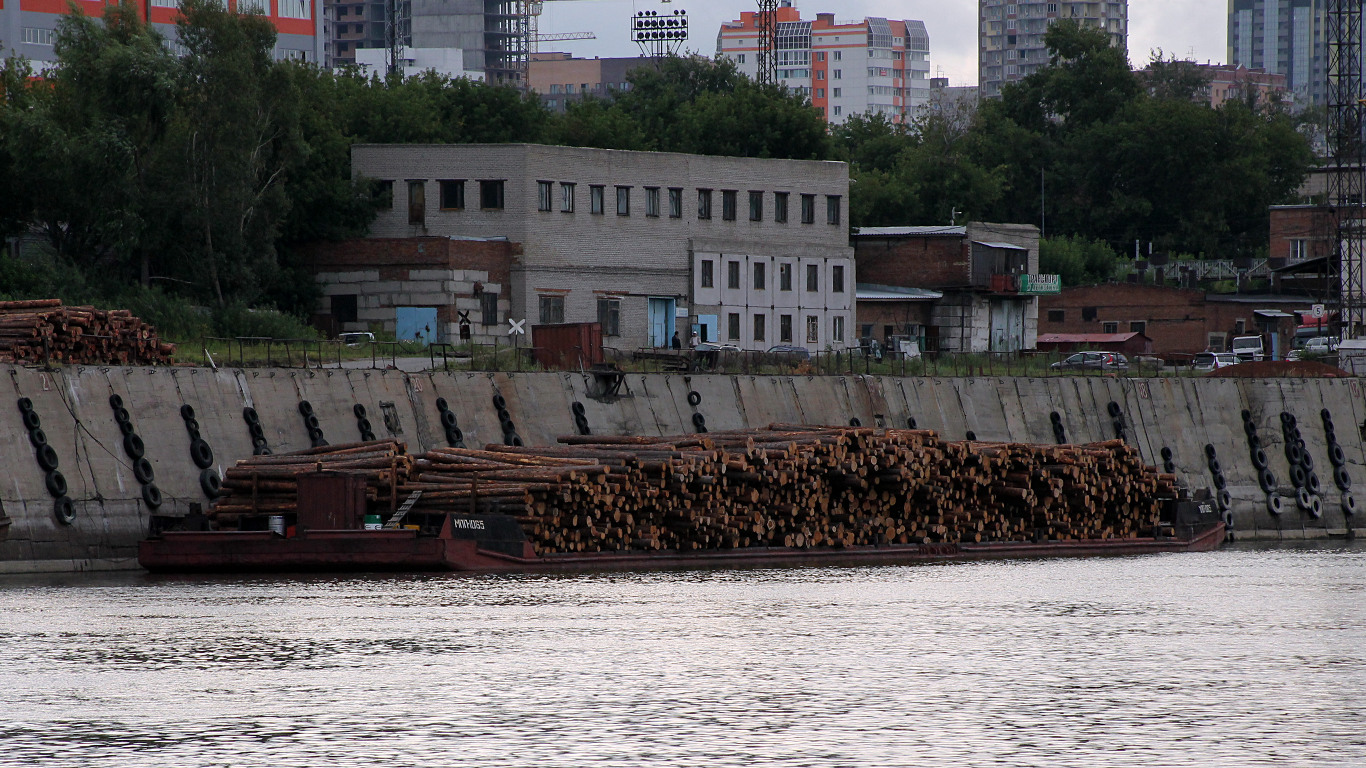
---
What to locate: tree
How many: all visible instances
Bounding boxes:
[1040,235,1120,286]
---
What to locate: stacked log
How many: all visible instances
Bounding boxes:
[207,440,413,529]
[0,299,175,365]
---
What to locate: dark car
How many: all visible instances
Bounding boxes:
[1049,351,1129,371]
[767,345,811,361]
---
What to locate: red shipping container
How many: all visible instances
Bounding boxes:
[532,323,604,370]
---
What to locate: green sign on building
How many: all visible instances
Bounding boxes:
[1019,274,1061,295]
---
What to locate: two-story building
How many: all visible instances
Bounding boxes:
[851,223,1046,352]
[350,143,855,352]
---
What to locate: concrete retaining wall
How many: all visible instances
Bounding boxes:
[1,363,1360,572]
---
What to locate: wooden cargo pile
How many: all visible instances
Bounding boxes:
[0,299,175,365]
[407,426,1176,554]
[208,440,413,529]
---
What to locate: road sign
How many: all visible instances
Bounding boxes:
[508,318,526,335]
[1311,304,1326,319]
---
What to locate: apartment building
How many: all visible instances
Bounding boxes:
[351,144,855,352]
[979,0,1128,98]
[3,0,324,67]
[527,53,658,112]
[1227,0,1323,107]
[716,6,931,124]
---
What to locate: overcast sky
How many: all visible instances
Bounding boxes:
[539,0,1228,87]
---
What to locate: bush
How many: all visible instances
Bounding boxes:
[211,303,320,340]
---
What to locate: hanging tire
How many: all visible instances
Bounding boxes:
[1321,408,1334,423]
[1296,487,1313,510]
[36,443,59,472]
[1160,446,1173,461]
[190,437,213,469]
[44,469,67,498]
[54,496,76,525]
[1329,443,1347,467]
[1267,495,1283,515]
[297,400,313,416]
[304,413,321,431]
[17,396,32,414]
[1325,427,1337,445]
[113,406,131,425]
[440,410,458,428]
[492,394,507,411]
[179,404,196,421]
[249,421,265,440]
[435,397,449,412]
[687,391,702,407]
[1343,495,1357,516]
[501,419,517,436]
[1224,510,1235,529]
[1204,443,1217,460]
[1207,457,1222,475]
[1290,465,1306,488]
[1217,489,1232,510]
[1107,401,1121,417]
[200,469,222,498]
[307,427,324,443]
[506,433,523,447]
[252,435,269,451]
[907,417,917,429]
[123,433,145,460]
[118,419,135,436]
[1248,434,1262,449]
[361,431,376,442]
[966,430,978,441]
[1300,450,1314,471]
[1334,465,1352,491]
[692,412,706,429]
[1163,460,1176,474]
[1213,472,1227,490]
[353,403,367,418]
[1259,468,1278,494]
[184,417,200,434]
[1250,447,1268,470]
[133,457,154,485]
[850,417,862,427]
[572,401,587,417]
[1306,471,1322,496]
[142,483,162,508]
[1243,420,1258,437]
[1309,495,1323,519]
[22,409,41,431]
[1241,408,1252,422]
[358,417,373,435]
[253,444,271,456]
[447,427,463,445]
[1285,444,1304,466]
[29,427,47,447]
[244,407,261,426]
[108,394,124,409]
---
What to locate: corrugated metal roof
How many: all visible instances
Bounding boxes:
[1037,332,1148,344]
[852,226,966,237]
[855,283,944,300]
[972,240,1026,250]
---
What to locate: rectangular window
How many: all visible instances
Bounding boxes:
[616,186,631,216]
[816,70,825,81]
[440,180,465,210]
[728,313,741,341]
[1208,333,1226,352]
[779,314,793,344]
[727,261,741,290]
[832,265,845,293]
[807,315,820,344]
[698,189,713,219]
[560,182,575,212]
[826,195,841,225]
[806,264,819,292]
[833,87,842,97]
[701,259,715,288]
[774,192,789,223]
[480,291,499,325]
[277,0,309,18]
[1047,309,1065,323]
[590,185,605,214]
[817,51,825,62]
[779,263,793,291]
[21,27,55,45]
[832,315,845,343]
[407,180,426,225]
[748,191,763,222]
[374,180,394,209]
[645,187,660,217]
[754,262,766,290]
[816,88,825,98]
[1102,321,1118,334]
[800,194,816,224]
[479,180,504,209]
[834,51,842,61]
[331,294,359,323]
[1235,319,1247,334]
[668,188,683,218]
[753,314,767,342]
[722,190,738,221]
[737,53,746,63]
[597,298,621,336]
[539,295,565,325]
[833,69,842,79]
[1130,321,1146,334]
[537,181,553,212]
[1290,239,1307,260]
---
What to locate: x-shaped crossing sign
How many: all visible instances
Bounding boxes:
[457,310,471,323]
[508,318,526,336]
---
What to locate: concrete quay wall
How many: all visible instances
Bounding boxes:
[1,364,1360,572]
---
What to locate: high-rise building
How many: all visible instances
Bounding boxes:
[323,0,523,82]
[3,0,324,69]
[1227,0,1324,107]
[716,6,931,125]
[979,0,1128,98]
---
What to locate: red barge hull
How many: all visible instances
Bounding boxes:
[138,517,1226,575]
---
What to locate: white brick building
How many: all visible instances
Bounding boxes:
[352,143,855,353]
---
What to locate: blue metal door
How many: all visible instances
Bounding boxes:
[396,307,438,346]
[696,314,718,344]
[648,297,675,347]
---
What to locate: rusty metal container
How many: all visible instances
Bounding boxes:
[296,472,369,530]
[531,322,604,370]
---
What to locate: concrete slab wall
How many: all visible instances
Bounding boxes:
[1,363,1361,572]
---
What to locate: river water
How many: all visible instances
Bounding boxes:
[1,542,1363,767]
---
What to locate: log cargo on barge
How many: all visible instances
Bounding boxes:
[138,427,1225,573]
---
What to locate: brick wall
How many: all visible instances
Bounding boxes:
[854,234,969,288]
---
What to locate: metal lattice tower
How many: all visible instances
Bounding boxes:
[1328,0,1366,337]
[385,0,412,78]
[754,0,777,85]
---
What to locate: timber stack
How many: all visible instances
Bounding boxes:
[208,440,413,529]
[0,299,175,365]
[206,428,1178,553]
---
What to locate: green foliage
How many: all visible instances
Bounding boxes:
[212,302,319,340]
[1040,235,1121,287]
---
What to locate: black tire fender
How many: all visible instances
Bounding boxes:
[190,438,213,469]
[133,457,155,485]
[199,469,222,498]
[142,483,163,508]
[45,469,67,498]
[36,443,59,472]
[123,433,145,460]
[179,404,196,421]
[687,391,702,407]
[54,496,76,525]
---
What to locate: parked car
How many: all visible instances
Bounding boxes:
[1049,351,1129,371]
[338,332,375,347]
[766,345,811,361]
[694,342,741,353]
[1192,352,1238,372]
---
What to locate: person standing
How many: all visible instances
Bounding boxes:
[671,331,682,350]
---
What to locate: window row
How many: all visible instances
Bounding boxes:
[700,259,846,293]
[722,312,847,344]
[534,295,623,337]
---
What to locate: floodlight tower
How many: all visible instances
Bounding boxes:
[630,8,689,58]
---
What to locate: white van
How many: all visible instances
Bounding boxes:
[1337,339,1366,374]
[1231,335,1265,362]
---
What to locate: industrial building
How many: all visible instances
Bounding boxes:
[716,6,932,124]
[3,0,325,67]
[348,143,855,353]
[978,0,1128,98]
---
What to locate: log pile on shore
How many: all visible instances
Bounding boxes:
[207,428,1177,553]
[0,299,175,365]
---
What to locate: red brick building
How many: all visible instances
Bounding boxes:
[1038,283,1309,358]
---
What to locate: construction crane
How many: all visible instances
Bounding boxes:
[754,0,778,85]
